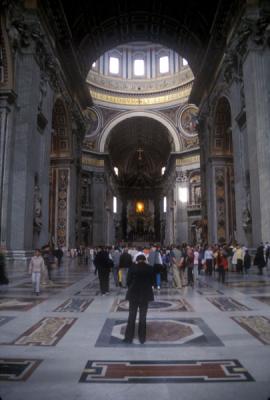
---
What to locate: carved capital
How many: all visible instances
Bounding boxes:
[176,170,188,183]
[93,172,105,184]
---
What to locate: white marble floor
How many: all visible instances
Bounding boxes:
[0,259,270,400]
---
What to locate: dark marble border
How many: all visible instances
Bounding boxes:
[0,358,42,381]
[79,359,254,383]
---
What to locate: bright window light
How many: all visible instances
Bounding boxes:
[178,187,188,203]
[113,196,117,213]
[134,59,145,76]
[109,57,119,74]
[183,58,188,66]
[114,167,119,176]
[92,61,96,68]
[160,56,169,73]
[161,167,166,175]
[163,196,167,213]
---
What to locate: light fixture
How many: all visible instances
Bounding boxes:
[136,201,144,213]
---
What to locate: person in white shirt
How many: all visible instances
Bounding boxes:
[193,246,199,281]
[29,249,45,295]
[204,246,214,276]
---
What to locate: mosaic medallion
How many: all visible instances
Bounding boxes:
[206,297,251,311]
[95,318,223,347]
[0,297,45,311]
[111,298,194,312]
[179,104,198,137]
[53,298,93,312]
[7,317,77,346]
[0,316,15,327]
[0,358,42,381]
[253,296,270,306]
[79,359,254,383]
[231,316,270,345]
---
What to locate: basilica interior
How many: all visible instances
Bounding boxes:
[1,0,270,261]
[0,1,270,399]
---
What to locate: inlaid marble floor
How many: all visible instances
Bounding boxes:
[0,259,270,400]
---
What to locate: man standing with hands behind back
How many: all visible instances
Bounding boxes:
[123,254,154,344]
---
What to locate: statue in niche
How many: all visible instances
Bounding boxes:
[242,207,252,232]
[195,225,202,243]
[33,175,42,233]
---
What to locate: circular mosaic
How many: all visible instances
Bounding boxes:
[84,107,101,137]
[179,104,198,137]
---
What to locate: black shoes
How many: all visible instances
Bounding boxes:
[122,338,133,344]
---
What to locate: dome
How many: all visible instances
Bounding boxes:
[86,42,194,107]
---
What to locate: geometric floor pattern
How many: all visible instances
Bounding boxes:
[111,297,194,312]
[53,298,93,312]
[231,316,270,345]
[206,297,252,311]
[1,260,270,400]
[0,359,42,381]
[79,359,254,383]
[6,317,77,346]
[95,317,224,347]
[253,296,270,306]
[0,297,45,311]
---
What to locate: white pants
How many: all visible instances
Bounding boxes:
[32,272,41,293]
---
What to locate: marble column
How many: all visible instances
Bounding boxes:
[0,92,16,249]
[230,79,252,245]
[243,43,270,243]
[8,51,41,259]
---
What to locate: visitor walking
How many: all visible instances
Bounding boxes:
[29,249,45,295]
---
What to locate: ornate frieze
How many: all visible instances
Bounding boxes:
[89,83,192,106]
[87,68,194,94]
[176,155,200,167]
[81,156,104,168]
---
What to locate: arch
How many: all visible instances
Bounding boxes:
[98,110,182,152]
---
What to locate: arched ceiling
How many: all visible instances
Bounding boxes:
[43,0,241,80]
[107,117,172,187]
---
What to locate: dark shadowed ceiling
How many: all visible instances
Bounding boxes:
[107,117,172,188]
[42,0,242,83]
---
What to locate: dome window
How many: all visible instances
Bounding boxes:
[109,57,120,74]
[160,56,169,73]
[134,59,145,76]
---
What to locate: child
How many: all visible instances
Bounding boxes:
[29,249,45,295]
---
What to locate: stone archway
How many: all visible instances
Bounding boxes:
[98,110,181,153]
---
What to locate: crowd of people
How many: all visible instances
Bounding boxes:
[89,241,270,296]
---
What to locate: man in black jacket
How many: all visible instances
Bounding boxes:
[94,247,112,295]
[118,247,132,287]
[123,254,154,344]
